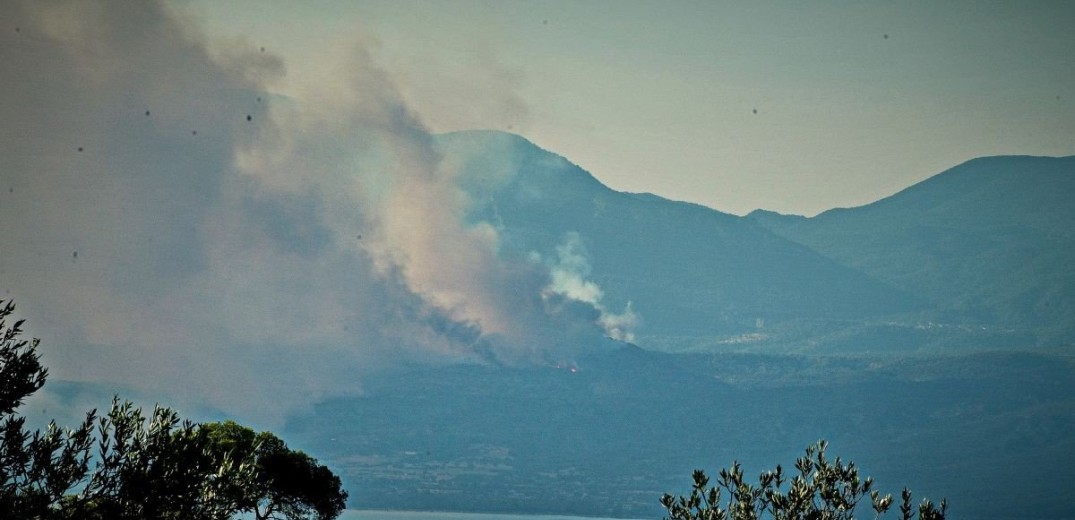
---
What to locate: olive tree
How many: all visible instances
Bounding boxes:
[661,440,947,520]
[1,300,346,519]
[60,399,256,520]
[201,421,348,520]
[1,299,95,518]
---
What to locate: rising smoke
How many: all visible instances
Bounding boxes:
[0,0,632,425]
[545,233,640,343]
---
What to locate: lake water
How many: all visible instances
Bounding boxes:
[342,511,644,520]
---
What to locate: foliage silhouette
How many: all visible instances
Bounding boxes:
[661,441,947,520]
[0,300,347,519]
[202,421,347,520]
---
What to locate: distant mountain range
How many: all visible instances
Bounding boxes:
[279,135,1075,520]
[285,135,1075,520]
[437,131,1075,353]
[43,132,1075,520]
[748,155,1075,346]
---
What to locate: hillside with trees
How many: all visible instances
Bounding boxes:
[440,132,1075,353]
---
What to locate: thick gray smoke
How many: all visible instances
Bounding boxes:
[0,0,616,425]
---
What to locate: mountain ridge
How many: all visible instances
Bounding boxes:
[294,135,1075,519]
[746,154,1075,344]
[435,130,923,345]
[439,130,1075,351]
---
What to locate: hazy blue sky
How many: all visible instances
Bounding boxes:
[189,0,1075,215]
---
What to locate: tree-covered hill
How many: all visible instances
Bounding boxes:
[438,132,1075,352]
[749,155,1075,345]
[437,131,921,342]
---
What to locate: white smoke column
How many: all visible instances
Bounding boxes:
[546,233,640,342]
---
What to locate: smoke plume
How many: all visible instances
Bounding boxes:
[545,233,640,343]
[0,0,621,424]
